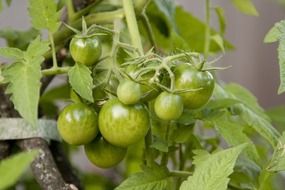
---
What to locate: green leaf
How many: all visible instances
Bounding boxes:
[146,3,233,53]
[115,165,171,190]
[277,39,285,94]
[208,112,260,162]
[214,7,226,35]
[230,0,259,16]
[0,28,39,50]
[0,150,38,190]
[174,6,233,53]
[215,84,280,146]
[264,20,285,43]
[266,132,285,172]
[68,63,93,102]
[180,144,247,190]
[28,0,60,32]
[0,47,24,60]
[266,106,285,127]
[3,37,49,127]
[206,98,241,110]
[211,34,225,53]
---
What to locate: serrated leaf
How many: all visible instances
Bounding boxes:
[2,37,49,127]
[0,150,38,190]
[0,28,39,50]
[208,112,259,162]
[28,0,60,33]
[277,39,285,94]
[264,20,285,43]
[180,144,247,190]
[214,84,280,146]
[0,47,24,60]
[68,63,93,102]
[266,132,285,172]
[230,0,259,16]
[116,165,171,190]
[215,7,226,35]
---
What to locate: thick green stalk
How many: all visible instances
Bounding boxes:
[203,0,211,60]
[122,0,144,55]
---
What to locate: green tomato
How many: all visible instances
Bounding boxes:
[57,103,98,145]
[84,137,127,168]
[98,98,149,147]
[70,36,102,65]
[117,80,141,105]
[154,91,184,120]
[175,64,215,109]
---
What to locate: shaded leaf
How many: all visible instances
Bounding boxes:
[0,150,38,190]
[68,63,93,102]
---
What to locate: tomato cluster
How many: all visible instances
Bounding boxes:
[57,33,215,169]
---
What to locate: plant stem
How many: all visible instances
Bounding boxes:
[48,32,58,68]
[53,9,124,45]
[122,0,144,55]
[169,170,192,178]
[71,0,103,21]
[203,0,211,60]
[42,66,70,76]
[141,13,157,51]
[145,130,154,166]
[66,0,75,22]
[161,122,170,166]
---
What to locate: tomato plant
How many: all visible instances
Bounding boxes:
[0,0,285,190]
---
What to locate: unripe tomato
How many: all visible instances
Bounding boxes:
[98,98,149,147]
[69,36,102,65]
[174,64,215,109]
[154,91,184,120]
[57,103,98,145]
[117,80,141,105]
[84,137,127,168]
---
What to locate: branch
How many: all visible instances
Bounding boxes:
[50,141,82,189]
[17,138,79,190]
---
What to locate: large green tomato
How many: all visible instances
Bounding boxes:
[98,98,149,147]
[84,137,127,168]
[70,36,102,65]
[117,80,141,105]
[154,91,184,120]
[57,103,98,145]
[174,64,215,109]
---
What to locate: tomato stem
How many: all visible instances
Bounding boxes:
[141,7,157,51]
[122,0,144,55]
[203,0,211,60]
[169,170,192,177]
[66,0,75,23]
[48,32,58,69]
[42,66,70,76]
